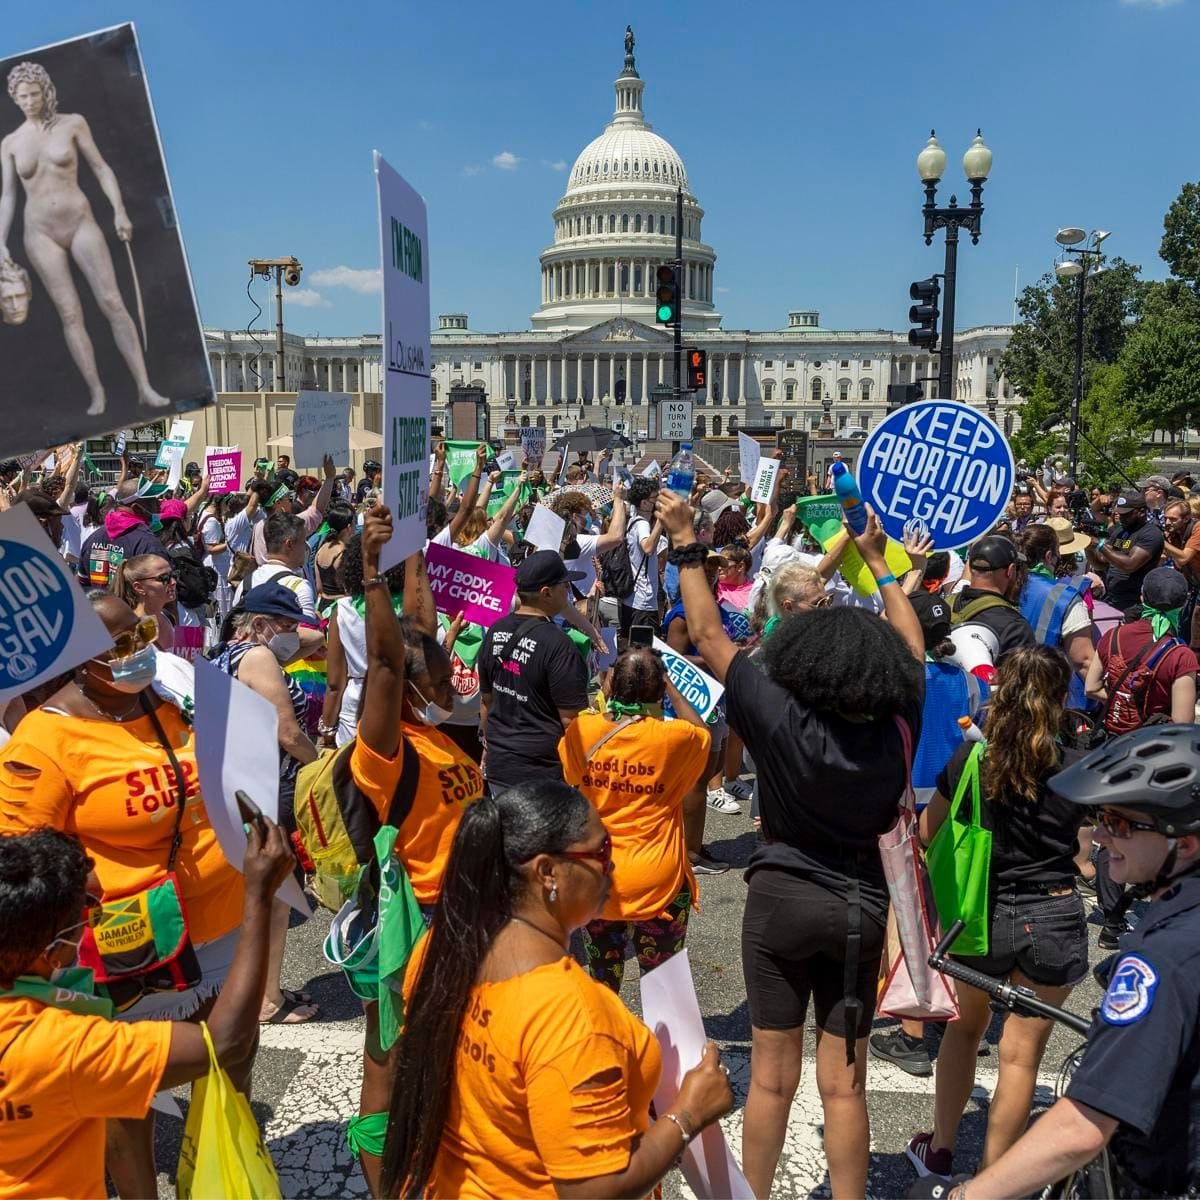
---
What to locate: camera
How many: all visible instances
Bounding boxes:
[283,263,302,287]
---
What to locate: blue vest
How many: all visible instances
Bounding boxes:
[1019,572,1092,709]
[914,661,984,790]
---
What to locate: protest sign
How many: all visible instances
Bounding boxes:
[155,418,193,469]
[749,457,780,504]
[496,446,524,472]
[641,459,661,479]
[205,446,241,494]
[795,494,912,598]
[376,153,431,570]
[738,431,761,484]
[424,542,516,628]
[652,637,724,722]
[660,398,692,441]
[0,504,112,703]
[858,400,1014,550]
[292,390,351,467]
[525,503,566,552]
[520,427,546,462]
[193,658,309,915]
[641,950,754,1200]
[0,26,213,459]
[486,470,531,518]
[444,440,482,490]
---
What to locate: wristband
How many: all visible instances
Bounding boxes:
[874,572,897,588]
[668,542,709,568]
[662,1111,695,1148]
[363,576,388,590]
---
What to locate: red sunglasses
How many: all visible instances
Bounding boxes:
[557,834,613,872]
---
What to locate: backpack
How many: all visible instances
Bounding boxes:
[1102,626,1182,736]
[168,544,218,608]
[947,592,1016,626]
[599,519,648,600]
[294,737,420,912]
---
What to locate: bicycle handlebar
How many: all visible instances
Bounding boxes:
[929,920,1093,1036]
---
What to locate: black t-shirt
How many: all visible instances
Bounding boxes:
[936,742,1084,894]
[1105,518,1164,611]
[950,586,1037,663]
[478,613,588,790]
[77,524,166,589]
[724,650,924,920]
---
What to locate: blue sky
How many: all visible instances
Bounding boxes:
[8,0,1199,338]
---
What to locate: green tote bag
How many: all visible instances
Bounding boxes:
[926,742,993,956]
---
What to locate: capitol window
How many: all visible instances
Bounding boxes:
[473,361,483,370]
[659,215,665,233]
[608,215,616,233]
[785,359,795,369]
[622,215,629,232]
[811,379,822,402]
[860,380,871,401]
[634,215,641,232]
[839,381,850,402]
[764,360,773,369]
[785,383,795,403]
[862,359,872,368]
[840,359,850,368]
[763,382,774,402]
[586,216,592,233]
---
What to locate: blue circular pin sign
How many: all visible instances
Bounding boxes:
[0,538,75,691]
[857,401,1014,550]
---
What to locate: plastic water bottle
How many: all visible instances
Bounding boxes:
[665,442,695,500]
[957,715,986,744]
[830,461,868,534]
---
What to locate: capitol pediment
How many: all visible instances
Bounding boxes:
[564,317,673,346]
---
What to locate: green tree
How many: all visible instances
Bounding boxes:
[1160,181,1200,290]
[1077,363,1154,485]
[1008,370,1061,466]
[1119,308,1200,444]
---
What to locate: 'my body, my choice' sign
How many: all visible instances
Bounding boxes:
[857,400,1013,550]
[425,542,516,628]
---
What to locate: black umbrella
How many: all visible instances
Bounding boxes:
[550,424,631,453]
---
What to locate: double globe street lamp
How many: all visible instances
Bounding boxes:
[916,130,994,402]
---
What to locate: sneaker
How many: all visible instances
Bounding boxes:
[906,1132,953,1179]
[690,852,730,876]
[706,788,741,815]
[869,1030,932,1077]
[1098,924,1128,951]
[723,777,755,802]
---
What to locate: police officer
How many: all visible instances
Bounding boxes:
[912,723,1200,1199]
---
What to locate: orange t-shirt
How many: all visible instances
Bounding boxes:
[559,713,710,922]
[0,995,171,1199]
[350,722,483,904]
[0,706,243,945]
[412,956,661,1197]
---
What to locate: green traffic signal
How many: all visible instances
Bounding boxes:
[655,264,678,326]
[657,302,673,321]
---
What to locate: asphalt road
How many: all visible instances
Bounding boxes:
[143,796,1113,1199]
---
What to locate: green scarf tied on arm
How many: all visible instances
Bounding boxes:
[1142,604,1182,639]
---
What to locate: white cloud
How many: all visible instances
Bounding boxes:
[492,150,521,170]
[283,288,329,308]
[310,265,382,294]
[1120,0,1182,7]
[542,159,567,171]
[462,164,486,177]
[716,286,730,294]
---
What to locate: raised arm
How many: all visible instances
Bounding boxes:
[853,507,924,663]
[0,137,15,257]
[594,478,629,553]
[446,445,488,542]
[303,454,336,519]
[357,506,408,759]
[429,440,447,501]
[184,474,210,518]
[404,546,437,638]
[74,117,130,238]
[485,470,528,545]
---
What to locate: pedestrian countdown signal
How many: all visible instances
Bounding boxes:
[686,348,707,392]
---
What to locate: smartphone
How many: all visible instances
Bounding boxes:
[235,790,267,837]
[630,625,654,649]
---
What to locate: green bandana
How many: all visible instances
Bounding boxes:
[763,614,781,641]
[268,482,292,507]
[0,970,113,1019]
[1029,563,1055,581]
[1142,604,1182,639]
[350,591,405,620]
[440,613,484,669]
[607,699,649,717]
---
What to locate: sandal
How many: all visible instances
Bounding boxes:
[281,987,313,1006]
[259,995,320,1025]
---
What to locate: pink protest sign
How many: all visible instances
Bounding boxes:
[206,449,242,494]
[424,541,516,628]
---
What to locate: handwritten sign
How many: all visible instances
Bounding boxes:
[205,447,241,495]
[520,427,546,462]
[291,390,351,467]
[525,503,566,552]
[749,458,780,504]
[738,431,761,485]
[424,542,516,628]
[0,504,112,703]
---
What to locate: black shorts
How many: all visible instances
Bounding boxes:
[741,868,884,1036]
[619,603,658,638]
[955,890,1087,989]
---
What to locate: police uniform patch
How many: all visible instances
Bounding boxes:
[1101,954,1159,1025]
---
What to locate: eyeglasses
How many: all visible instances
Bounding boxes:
[107,616,159,659]
[1094,810,1160,840]
[557,834,613,872]
[802,593,833,610]
[140,572,176,586]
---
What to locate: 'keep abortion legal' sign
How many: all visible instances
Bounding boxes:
[857,400,1014,550]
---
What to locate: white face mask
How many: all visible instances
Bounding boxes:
[97,644,157,693]
[260,621,300,663]
[409,682,453,726]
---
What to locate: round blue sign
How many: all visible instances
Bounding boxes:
[856,401,1014,550]
[0,537,75,691]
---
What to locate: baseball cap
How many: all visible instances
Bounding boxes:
[908,592,952,651]
[514,549,586,592]
[1142,566,1188,611]
[700,490,738,519]
[1114,489,1147,513]
[1046,516,1092,556]
[184,461,202,477]
[159,499,188,522]
[968,535,1020,571]
[240,582,306,621]
[1137,474,1171,491]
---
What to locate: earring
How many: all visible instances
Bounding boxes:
[549,886,558,903]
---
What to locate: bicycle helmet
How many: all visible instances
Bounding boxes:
[1049,724,1200,836]
[363,460,382,475]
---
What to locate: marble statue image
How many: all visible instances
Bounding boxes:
[0,60,168,415]
[0,255,30,325]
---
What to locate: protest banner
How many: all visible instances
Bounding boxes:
[0,25,214,459]
[444,440,482,490]
[155,418,193,468]
[520,427,546,462]
[486,469,531,518]
[652,637,724,722]
[857,400,1014,550]
[424,542,517,628]
[292,390,351,466]
[795,494,912,598]
[205,446,241,494]
[376,152,431,570]
[641,950,754,1200]
[193,658,309,915]
[749,457,780,504]
[0,504,112,703]
[737,431,761,484]
[525,503,566,552]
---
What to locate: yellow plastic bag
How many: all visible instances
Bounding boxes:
[177,1021,282,1200]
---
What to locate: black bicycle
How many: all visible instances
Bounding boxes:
[928,919,1113,1200]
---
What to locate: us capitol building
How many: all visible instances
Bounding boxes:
[204,29,1019,446]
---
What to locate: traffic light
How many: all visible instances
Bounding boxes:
[686,348,707,392]
[614,377,627,403]
[886,382,924,411]
[908,277,940,350]
[655,264,679,325]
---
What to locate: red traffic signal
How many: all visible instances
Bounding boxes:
[686,347,707,391]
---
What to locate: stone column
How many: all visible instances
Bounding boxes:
[560,354,567,401]
[723,355,730,404]
[592,354,599,402]
[625,353,632,399]
[218,354,228,392]
[705,352,713,404]
[641,353,648,402]
[739,354,746,403]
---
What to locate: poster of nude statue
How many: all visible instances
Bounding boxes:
[0,24,213,459]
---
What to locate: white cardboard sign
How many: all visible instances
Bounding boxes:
[293,390,352,467]
[525,503,566,552]
[749,457,780,504]
[520,427,546,462]
[738,431,761,485]
[641,458,661,479]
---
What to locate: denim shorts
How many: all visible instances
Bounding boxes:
[955,890,1088,988]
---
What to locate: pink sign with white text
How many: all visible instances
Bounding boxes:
[206,449,242,494]
[424,542,516,628]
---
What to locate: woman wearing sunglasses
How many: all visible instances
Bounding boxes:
[381,779,733,1198]
[0,589,248,1197]
[115,552,178,652]
[909,645,1088,1179]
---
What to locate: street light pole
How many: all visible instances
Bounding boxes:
[674,186,683,403]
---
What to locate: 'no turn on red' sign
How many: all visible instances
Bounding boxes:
[661,399,693,441]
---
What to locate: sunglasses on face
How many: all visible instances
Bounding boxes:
[1094,810,1160,839]
[800,593,832,610]
[557,833,614,872]
[140,571,177,586]
[106,616,159,660]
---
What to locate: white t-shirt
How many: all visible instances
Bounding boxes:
[566,533,601,597]
[224,507,263,555]
[58,511,82,564]
[242,561,318,623]
[623,516,666,611]
[431,524,501,562]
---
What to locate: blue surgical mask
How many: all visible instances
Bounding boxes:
[409,682,453,727]
[101,644,157,693]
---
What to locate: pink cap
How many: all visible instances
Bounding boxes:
[159,499,188,521]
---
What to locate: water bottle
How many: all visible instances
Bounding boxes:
[665,442,695,500]
[957,715,986,744]
[830,461,868,534]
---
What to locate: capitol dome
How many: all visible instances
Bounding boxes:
[531,29,719,332]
